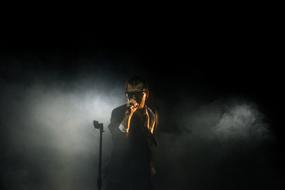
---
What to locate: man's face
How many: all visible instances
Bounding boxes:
[126,83,148,109]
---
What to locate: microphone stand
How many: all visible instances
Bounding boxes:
[93,120,104,190]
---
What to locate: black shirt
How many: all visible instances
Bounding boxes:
[105,104,157,189]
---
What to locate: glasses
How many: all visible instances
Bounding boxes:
[125,90,145,99]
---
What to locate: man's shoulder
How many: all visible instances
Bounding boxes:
[110,104,127,124]
[112,104,127,115]
[147,106,155,115]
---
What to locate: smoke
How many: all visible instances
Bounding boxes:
[0,64,277,190]
[178,99,270,142]
[154,98,274,190]
[1,74,124,190]
[214,103,270,142]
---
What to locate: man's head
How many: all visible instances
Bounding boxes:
[125,76,149,109]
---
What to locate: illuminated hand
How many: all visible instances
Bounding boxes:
[128,99,139,113]
[119,102,138,133]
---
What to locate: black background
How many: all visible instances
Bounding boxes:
[0,16,284,189]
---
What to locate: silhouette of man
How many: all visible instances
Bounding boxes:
[104,76,158,190]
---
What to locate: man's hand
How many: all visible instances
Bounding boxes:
[119,100,139,133]
[128,98,139,113]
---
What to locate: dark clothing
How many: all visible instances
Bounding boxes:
[104,104,157,190]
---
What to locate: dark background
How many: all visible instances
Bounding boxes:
[0,19,284,190]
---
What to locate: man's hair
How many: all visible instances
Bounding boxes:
[127,76,148,90]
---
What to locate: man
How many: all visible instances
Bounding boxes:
[104,76,158,190]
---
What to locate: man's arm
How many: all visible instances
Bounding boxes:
[108,105,129,136]
[147,108,159,146]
